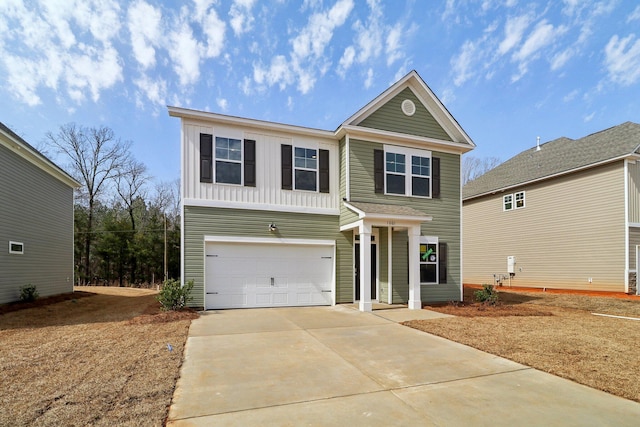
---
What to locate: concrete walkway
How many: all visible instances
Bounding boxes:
[167,306,640,426]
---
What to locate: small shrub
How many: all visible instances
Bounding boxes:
[474,284,499,305]
[20,284,39,302]
[157,279,194,311]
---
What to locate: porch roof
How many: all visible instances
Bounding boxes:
[344,201,432,222]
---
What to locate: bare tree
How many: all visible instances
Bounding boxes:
[47,123,130,284]
[153,178,181,221]
[116,159,149,285]
[462,155,501,185]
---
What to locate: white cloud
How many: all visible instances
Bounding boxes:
[584,111,595,122]
[201,8,226,58]
[337,46,355,77]
[134,74,167,107]
[563,89,579,102]
[0,0,123,105]
[498,14,531,55]
[230,0,256,36]
[127,0,162,70]
[364,67,374,89]
[385,23,403,66]
[604,34,640,86]
[628,6,640,23]
[216,97,228,111]
[511,20,567,81]
[550,48,573,70]
[452,40,478,86]
[168,20,202,86]
[254,0,354,94]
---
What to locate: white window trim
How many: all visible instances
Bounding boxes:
[383,144,432,198]
[9,241,24,254]
[214,136,243,186]
[420,236,438,285]
[294,145,319,193]
[503,191,525,211]
[515,191,525,209]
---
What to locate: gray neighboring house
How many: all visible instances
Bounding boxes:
[0,122,80,304]
[463,122,640,295]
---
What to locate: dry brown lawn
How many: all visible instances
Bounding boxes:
[404,287,640,403]
[0,286,198,427]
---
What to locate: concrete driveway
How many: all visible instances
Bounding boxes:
[167,306,640,426]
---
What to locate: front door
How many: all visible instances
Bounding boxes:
[354,242,377,301]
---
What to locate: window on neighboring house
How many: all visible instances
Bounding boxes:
[419,237,438,284]
[215,137,242,185]
[9,241,24,254]
[380,146,434,197]
[503,194,513,211]
[504,191,525,211]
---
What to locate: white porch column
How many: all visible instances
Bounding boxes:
[358,222,372,312]
[408,225,422,310]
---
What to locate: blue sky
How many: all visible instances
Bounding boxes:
[1,0,640,187]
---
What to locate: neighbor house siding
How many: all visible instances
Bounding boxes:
[183,205,340,307]
[628,227,640,272]
[358,87,452,141]
[182,122,339,212]
[348,139,462,301]
[628,160,640,223]
[0,143,74,304]
[464,161,626,292]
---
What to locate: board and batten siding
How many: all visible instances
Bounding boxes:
[182,121,339,212]
[463,161,626,292]
[0,144,74,304]
[347,138,462,302]
[183,205,342,307]
[358,87,452,141]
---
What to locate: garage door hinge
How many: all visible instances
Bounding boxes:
[206,292,219,295]
[321,290,331,293]
[206,254,218,257]
[321,256,332,259]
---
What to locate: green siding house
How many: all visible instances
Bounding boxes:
[0,122,79,304]
[169,71,475,311]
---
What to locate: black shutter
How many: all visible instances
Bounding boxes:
[374,149,384,193]
[319,149,329,193]
[244,139,256,187]
[200,133,213,183]
[432,157,440,198]
[281,144,292,190]
[438,242,447,284]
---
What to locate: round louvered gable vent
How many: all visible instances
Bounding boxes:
[401,99,416,116]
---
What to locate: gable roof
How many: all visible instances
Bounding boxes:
[463,121,640,200]
[335,70,475,152]
[0,122,80,188]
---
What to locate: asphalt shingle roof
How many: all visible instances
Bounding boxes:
[463,121,640,200]
[346,201,429,218]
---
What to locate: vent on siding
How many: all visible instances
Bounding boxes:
[401,99,416,116]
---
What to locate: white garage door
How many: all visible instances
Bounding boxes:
[205,242,334,309]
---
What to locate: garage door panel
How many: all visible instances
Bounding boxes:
[205,242,333,309]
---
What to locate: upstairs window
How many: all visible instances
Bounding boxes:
[383,146,432,197]
[215,137,242,185]
[294,147,317,191]
[504,191,525,211]
[385,152,405,194]
[411,155,430,197]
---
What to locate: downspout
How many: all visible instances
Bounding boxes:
[345,133,351,201]
[624,159,630,293]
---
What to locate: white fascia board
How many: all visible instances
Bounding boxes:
[0,131,80,188]
[337,70,475,148]
[337,125,473,155]
[340,219,363,232]
[183,198,339,216]
[168,106,335,140]
[204,235,335,246]
[464,155,636,202]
